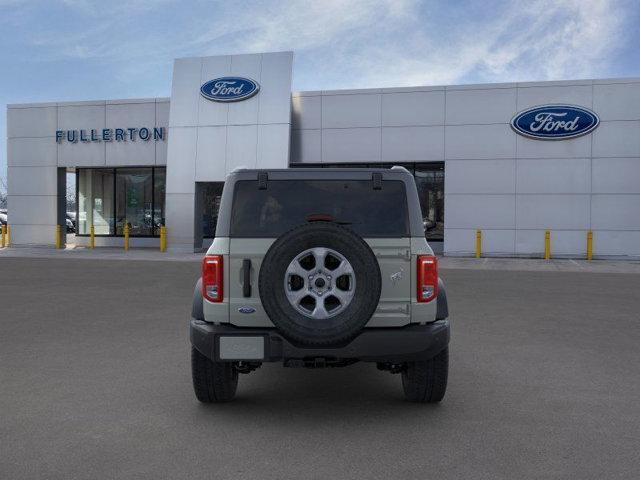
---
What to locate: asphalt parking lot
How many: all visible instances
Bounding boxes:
[1,257,639,479]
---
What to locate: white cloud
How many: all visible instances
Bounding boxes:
[314,0,627,88]
[17,0,631,88]
[0,0,633,185]
[471,0,626,82]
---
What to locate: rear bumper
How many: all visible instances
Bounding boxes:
[190,319,450,364]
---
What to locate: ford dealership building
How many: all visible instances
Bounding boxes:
[6,51,640,257]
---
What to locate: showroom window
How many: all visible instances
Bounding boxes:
[77,167,166,237]
[77,169,115,235]
[200,182,224,238]
[414,164,444,241]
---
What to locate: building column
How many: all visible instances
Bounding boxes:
[57,168,67,248]
[165,192,195,253]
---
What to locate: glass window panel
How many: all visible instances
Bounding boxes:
[115,168,153,236]
[414,163,444,241]
[201,182,224,238]
[153,168,166,234]
[77,169,114,235]
[230,180,409,238]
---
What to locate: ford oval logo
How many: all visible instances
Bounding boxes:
[200,77,260,102]
[238,306,256,314]
[511,104,599,140]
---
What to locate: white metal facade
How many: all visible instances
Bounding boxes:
[7,98,169,247]
[6,52,640,257]
[291,80,640,258]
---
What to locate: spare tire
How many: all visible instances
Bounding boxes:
[259,222,381,347]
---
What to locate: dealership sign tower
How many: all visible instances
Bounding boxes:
[165,53,293,251]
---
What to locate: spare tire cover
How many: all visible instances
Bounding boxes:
[259,222,382,347]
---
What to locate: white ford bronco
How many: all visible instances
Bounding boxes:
[190,167,450,403]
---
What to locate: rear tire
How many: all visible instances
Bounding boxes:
[191,347,238,403]
[402,347,448,403]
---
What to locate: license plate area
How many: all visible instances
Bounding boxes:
[218,336,265,360]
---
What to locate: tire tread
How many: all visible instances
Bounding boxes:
[191,347,238,403]
[402,347,448,403]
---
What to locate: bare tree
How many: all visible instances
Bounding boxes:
[66,177,76,212]
[0,176,7,209]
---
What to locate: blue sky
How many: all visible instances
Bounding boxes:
[1,0,639,190]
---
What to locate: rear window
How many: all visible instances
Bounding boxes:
[230,179,409,237]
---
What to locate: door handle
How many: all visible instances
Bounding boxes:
[242,259,252,297]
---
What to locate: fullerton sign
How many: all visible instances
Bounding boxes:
[55,127,165,143]
[510,105,599,140]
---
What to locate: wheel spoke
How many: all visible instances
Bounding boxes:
[332,260,354,278]
[311,248,328,270]
[284,247,356,319]
[288,288,309,304]
[331,288,353,305]
[288,260,310,279]
[311,300,330,319]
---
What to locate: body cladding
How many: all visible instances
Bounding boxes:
[200,77,260,102]
[510,104,599,140]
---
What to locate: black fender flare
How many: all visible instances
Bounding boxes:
[436,277,448,320]
[192,277,204,320]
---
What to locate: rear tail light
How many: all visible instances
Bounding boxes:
[417,255,438,303]
[202,255,223,302]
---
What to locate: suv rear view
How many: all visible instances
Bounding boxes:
[190,168,450,402]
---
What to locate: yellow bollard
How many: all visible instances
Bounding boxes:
[475,229,482,259]
[544,230,551,260]
[55,225,62,249]
[160,226,167,252]
[6,224,10,246]
[90,225,95,249]
[587,230,593,261]
[124,224,130,251]
[1,224,5,248]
